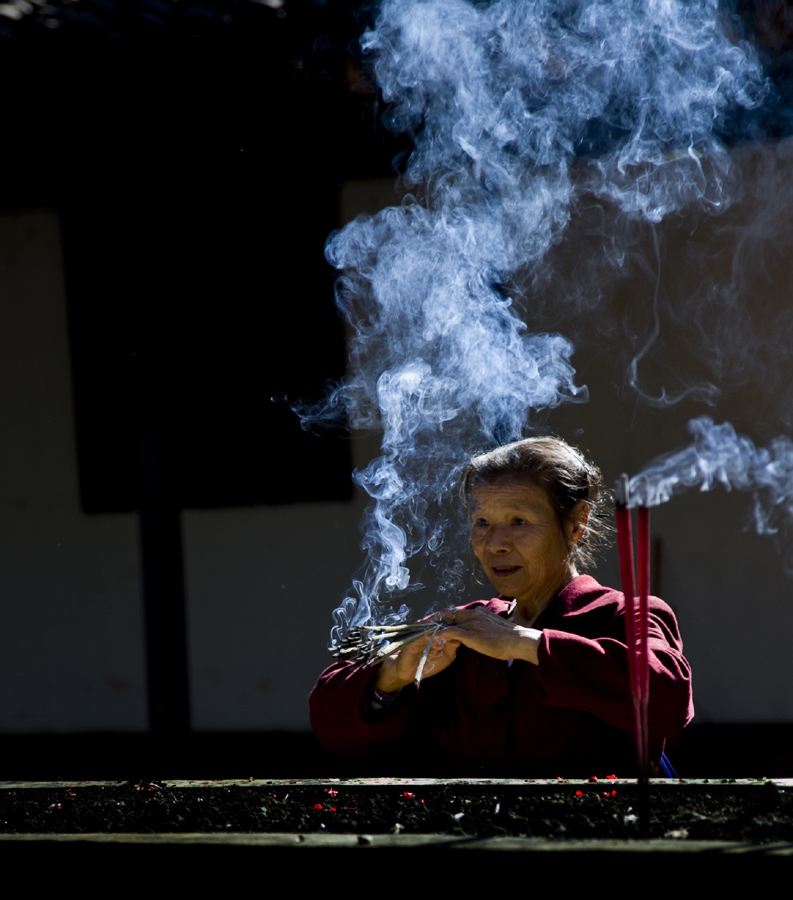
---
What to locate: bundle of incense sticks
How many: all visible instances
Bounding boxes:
[332,621,443,686]
[615,475,651,786]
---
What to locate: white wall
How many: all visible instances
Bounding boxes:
[0,209,146,731]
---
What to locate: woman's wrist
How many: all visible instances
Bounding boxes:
[370,685,402,711]
[510,627,542,665]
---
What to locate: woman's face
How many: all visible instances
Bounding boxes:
[469,476,587,611]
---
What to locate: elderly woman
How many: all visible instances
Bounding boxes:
[310,437,693,775]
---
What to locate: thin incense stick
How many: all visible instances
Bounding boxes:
[413,622,442,688]
[615,475,650,834]
[615,475,651,812]
[615,477,639,732]
[636,502,652,783]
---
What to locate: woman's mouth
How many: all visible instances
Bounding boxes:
[491,566,521,577]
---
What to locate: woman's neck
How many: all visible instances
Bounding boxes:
[509,566,578,627]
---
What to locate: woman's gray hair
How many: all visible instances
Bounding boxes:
[461,435,613,571]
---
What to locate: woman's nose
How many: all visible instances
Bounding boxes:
[487,525,511,552]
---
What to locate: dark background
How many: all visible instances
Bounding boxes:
[2,0,793,778]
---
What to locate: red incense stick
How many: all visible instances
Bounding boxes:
[614,493,638,717]
[636,503,651,780]
[615,476,651,784]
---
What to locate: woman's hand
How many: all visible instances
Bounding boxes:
[434,607,542,665]
[374,606,541,694]
[375,628,461,693]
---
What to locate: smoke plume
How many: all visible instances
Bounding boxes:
[299,0,769,643]
[627,416,793,572]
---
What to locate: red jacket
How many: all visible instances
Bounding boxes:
[309,575,693,775]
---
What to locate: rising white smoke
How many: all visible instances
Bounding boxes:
[298,0,768,644]
[627,416,793,572]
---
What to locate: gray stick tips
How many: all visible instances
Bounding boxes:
[616,474,630,508]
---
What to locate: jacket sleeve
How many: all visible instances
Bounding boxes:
[309,661,423,755]
[309,601,495,755]
[534,597,693,739]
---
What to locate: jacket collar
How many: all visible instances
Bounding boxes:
[491,574,605,625]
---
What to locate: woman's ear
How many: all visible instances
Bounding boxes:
[567,501,590,545]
